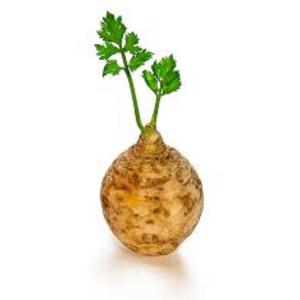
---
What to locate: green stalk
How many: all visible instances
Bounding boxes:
[150,93,161,128]
[119,48,144,133]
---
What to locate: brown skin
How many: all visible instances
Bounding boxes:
[101,131,204,256]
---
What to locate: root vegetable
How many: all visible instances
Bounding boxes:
[95,12,204,256]
[101,131,203,255]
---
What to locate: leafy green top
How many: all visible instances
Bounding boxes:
[143,55,181,96]
[95,12,182,134]
[95,12,153,76]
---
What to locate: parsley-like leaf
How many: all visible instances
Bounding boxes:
[129,49,153,71]
[95,43,119,60]
[142,70,158,93]
[103,60,122,76]
[124,32,140,54]
[162,70,181,94]
[152,55,176,81]
[97,12,126,44]
[148,55,181,95]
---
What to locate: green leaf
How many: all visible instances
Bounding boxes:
[150,55,181,95]
[103,60,122,76]
[162,71,181,94]
[142,70,158,93]
[95,43,119,60]
[152,55,176,80]
[124,32,140,54]
[129,49,153,71]
[97,12,126,44]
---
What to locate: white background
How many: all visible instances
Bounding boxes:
[0,0,300,299]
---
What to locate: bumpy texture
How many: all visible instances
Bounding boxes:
[101,131,203,256]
